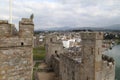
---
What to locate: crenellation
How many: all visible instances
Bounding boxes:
[45,32,115,80]
[102,54,115,64]
[0,20,8,24]
[81,32,103,40]
[0,16,34,80]
[21,18,33,22]
[45,34,63,66]
[19,18,34,38]
[20,18,34,25]
[0,23,11,37]
[0,21,18,37]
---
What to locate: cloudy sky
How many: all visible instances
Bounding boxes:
[0,0,120,30]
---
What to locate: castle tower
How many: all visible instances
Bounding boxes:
[0,17,34,80]
[0,20,11,37]
[81,32,103,80]
[45,34,63,67]
[19,18,34,38]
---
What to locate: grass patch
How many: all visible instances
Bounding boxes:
[34,62,40,68]
[33,46,46,60]
[32,71,35,80]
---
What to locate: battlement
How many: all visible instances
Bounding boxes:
[19,18,34,25]
[63,51,82,58]
[19,18,34,38]
[45,31,115,80]
[0,17,34,38]
[102,54,115,65]
[60,53,81,64]
[0,20,8,24]
[80,32,103,40]
[61,52,82,63]
[0,16,34,80]
[45,34,58,44]
[0,20,12,37]
[102,55,115,80]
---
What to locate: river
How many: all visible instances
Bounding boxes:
[104,45,120,80]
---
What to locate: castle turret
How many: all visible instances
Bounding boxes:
[0,20,11,37]
[45,34,63,67]
[81,32,103,80]
[19,18,34,38]
[0,16,34,80]
[0,20,17,37]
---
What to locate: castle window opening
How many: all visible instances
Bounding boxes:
[55,50,60,57]
[21,42,24,46]
[98,48,100,55]
[50,38,52,42]
[72,71,75,80]
[55,50,57,54]
[87,76,89,80]
[91,48,93,55]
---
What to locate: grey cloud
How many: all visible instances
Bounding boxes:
[0,0,120,30]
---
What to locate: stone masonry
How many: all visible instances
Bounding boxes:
[0,17,34,80]
[45,34,63,67]
[46,32,115,80]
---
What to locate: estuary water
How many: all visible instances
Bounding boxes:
[104,45,120,80]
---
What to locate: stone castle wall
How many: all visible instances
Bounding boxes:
[60,33,115,80]
[59,53,115,80]
[48,32,115,80]
[102,55,115,80]
[45,34,63,67]
[51,55,60,77]
[60,54,81,80]
[0,17,34,80]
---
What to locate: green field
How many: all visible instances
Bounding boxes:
[33,47,46,80]
[33,46,46,60]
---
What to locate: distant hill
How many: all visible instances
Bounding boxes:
[103,24,120,30]
[35,24,120,31]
